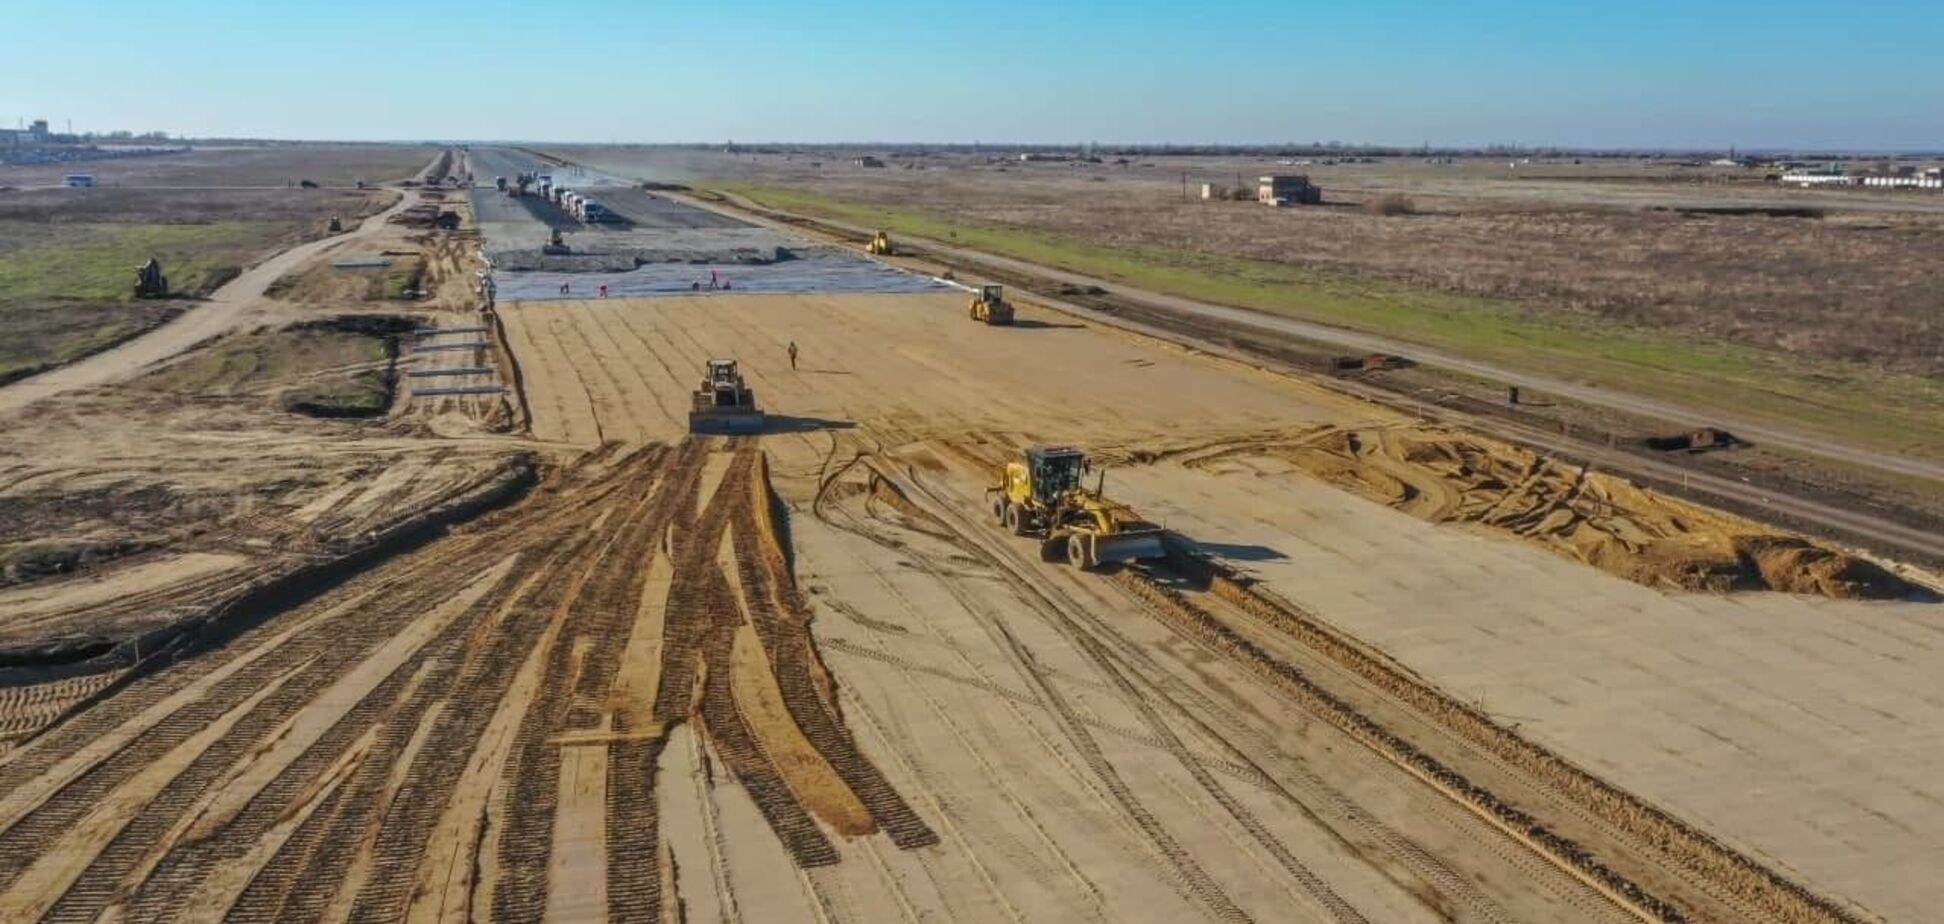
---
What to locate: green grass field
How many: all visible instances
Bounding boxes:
[0,221,301,382]
[0,222,274,300]
[723,183,1944,459]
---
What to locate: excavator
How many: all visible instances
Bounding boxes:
[969,284,1014,325]
[689,359,765,434]
[133,259,168,299]
[866,230,895,255]
[987,446,1166,570]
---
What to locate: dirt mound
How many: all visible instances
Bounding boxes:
[1184,425,1924,600]
[388,204,460,229]
[1737,535,1913,598]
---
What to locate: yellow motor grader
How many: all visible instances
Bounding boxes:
[987,446,1165,570]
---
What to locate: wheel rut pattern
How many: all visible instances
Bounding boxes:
[0,440,931,923]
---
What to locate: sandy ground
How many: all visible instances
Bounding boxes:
[4,149,1937,924]
[0,171,521,751]
[510,291,1944,921]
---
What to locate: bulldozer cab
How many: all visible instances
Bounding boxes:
[1025,446,1086,505]
[979,285,1004,305]
[703,359,743,405]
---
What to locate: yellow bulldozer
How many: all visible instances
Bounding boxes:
[866,230,895,255]
[987,446,1165,570]
[969,284,1014,325]
[689,358,765,434]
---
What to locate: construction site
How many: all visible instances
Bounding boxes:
[0,141,1940,924]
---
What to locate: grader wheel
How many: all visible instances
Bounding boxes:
[1003,503,1028,536]
[1067,534,1098,570]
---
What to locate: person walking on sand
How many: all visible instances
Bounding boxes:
[559,282,570,296]
[598,283,608,298]
[788,341,799,371]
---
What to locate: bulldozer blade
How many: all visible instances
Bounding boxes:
[1091,530,1166,565]
[689,411,765,435]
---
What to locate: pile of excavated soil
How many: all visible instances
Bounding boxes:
[1178,425,1921,600]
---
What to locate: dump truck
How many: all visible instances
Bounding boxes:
[133,258,168,299]
[987,446,1165,569]
[689,359,764,434]
[867,230,895,255]
[969,284,1014,325]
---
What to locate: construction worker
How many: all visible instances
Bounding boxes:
[788,341,799,371]
[559,282,570,296]
[598,283,608,298]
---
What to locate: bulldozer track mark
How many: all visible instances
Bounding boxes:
[731,454,937,851]
[115,560,520,921]
[1111,568,1677,924]
[1187,560,1862,924]
[1063,618,1373,924]
[804,504,1135,919]
[606,736,672,924]
[841,684,1031,924]
[818,635,1273,788]
[839,459,1256,924]
[815,458,1252,922]
[0,447,662,922]
[489,447,679,922]
[128,544,565,922]
[1073,600,1532,924]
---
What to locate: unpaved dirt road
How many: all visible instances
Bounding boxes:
[0,190,418,418]
[6,147,1939,924]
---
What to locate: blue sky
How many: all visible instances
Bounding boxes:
[5,0,1939,148]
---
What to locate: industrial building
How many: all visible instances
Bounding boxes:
[1258,174,1322,206]
[0,119,51,146]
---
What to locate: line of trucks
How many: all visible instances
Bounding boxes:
[495,172,610,223]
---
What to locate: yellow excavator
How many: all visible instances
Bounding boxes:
[866,230,895,255]
[987,446,1166,569]
[969,284,1014,325]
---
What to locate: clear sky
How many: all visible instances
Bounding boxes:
[5,0,1939,149]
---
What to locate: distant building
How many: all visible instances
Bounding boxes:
[1258,174,1321,206]
[27,119,49,143]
